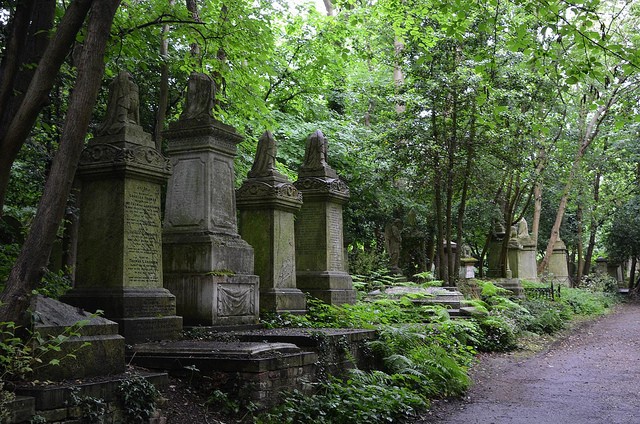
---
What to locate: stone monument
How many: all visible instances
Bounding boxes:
[162,72,259,325]
[237,131,306,314]
[547,234,570,285]
[63,71,182,343]
[487,219,506,278]
[513,218,538,281]
[384,219,403,275]
[294,130,356,305]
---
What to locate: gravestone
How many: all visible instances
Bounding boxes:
[487,220,506,277]
[294,130,356,305]
[384,219,403,275]
[547,235,570,285]
[236,131,306,314]
[63,71,182,343]
[514,218,538,281]
[162,72,259,325]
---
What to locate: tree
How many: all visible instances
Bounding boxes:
[0,0,121,322]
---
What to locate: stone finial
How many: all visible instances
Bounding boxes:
[300,130,337,178]
[180,72,215,121]
[98,71,140,135]
[248,131,283,179]
[517,217,529,239]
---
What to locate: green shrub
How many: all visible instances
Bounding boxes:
[521,299,568,334]
[256,370,426,424]
[477,316,518,352]
[117,375,160,423]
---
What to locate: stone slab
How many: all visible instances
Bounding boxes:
[29,296,125,381]
[6,396,35,424]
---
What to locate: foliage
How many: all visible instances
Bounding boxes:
[256,371,426,424]
[0,316,92,382]
[36,268,73,299]
[68,387,107,424]
[116,375,160,423]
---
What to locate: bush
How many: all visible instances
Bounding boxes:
[257,371,426,424]
[477,316,518,352]
[117,375,160,423]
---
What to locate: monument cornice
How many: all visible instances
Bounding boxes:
[164,119,242,155]
[236,180,303,212]
[78,143,171,181]
[294,176,350,202]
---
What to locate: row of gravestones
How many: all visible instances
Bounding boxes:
[60,72,356,345]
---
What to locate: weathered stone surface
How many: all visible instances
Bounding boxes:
[237,132,306,314]
[6,396,35,424]
[162,77,259,325]
[63,74,181,344]
[29,296,125,381]
[547,237,570,285]
[164,274,259,325]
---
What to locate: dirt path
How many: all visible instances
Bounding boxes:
[417,302,640,424]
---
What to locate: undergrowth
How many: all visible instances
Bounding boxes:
[258,276,619,423]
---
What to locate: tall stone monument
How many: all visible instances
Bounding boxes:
[63,71,182,343]
[162,72,259,325]
[294,130,356,305]
[384,219,403,275]
[487,220,506,278]
[513,218,538,281]
[236,131,306,314]
[547,234,570,285]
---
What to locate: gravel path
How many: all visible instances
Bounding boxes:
[417,302,640,424]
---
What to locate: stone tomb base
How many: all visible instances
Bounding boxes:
[164,274,259,326]
[260,287,307,315]
[29,296,125,381]
[61,288,182,344]
[296,271,357,305]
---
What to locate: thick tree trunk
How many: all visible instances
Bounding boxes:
[0,0,120,323]
[0,0,92,217]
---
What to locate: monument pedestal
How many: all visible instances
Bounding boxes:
[237,171,306,314]
[63,118,182,343]
[163,91,259,325]
[547,238,570,286]
[294,176,356,305]
[515,237,538,281]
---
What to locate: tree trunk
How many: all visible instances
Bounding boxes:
[583,164,602,276]
[153,4,172,151]
[576,203,584,285]
[323,0,334,16]
[629,257,636,290]
[0,0,92,217]
[538,89,619,273]
[0,0,121,323]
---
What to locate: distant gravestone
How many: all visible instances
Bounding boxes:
[487,220,506,278]
[63,71,182,343]
[384,219,403,275]
[162,72,259,325]
[294,131,356,305]
[237,131,306,314]
[514,218,538,281]
[547,235,570,285]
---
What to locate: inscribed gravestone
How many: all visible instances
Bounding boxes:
[237,131,306,314]
[163,72,259,325]
[294,130,356,305]
[63,71,182,343]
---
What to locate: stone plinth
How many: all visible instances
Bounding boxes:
[162,107,259,325]
[547,237,570,285]
[459,257,478,279]
[237,178,306,314]
[515,236,538,281]
[293,130,356,305]
[63,123,182,344]
[294,177,356,305]
[30,296,125,381]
